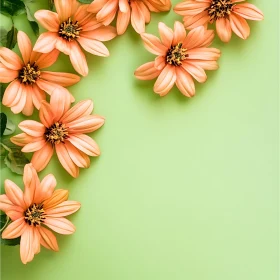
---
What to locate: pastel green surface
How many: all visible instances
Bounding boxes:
[0,0,278,279]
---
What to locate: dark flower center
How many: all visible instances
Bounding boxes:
[207,0,235,22]
[59,18,82,41]
[45,122,68,145]
[166,43,188,66]
[18,63,40,84]
[24,203,46,226]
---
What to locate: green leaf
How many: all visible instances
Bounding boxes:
[0,83,7,101]
[48,0,54,11]
[0,113,7,137]
[78,0,93,3]
[6,25,18,49]
[0,28,8,47]
[1,139,30,175]
[29,20,39,37]
[0,0,26,16]
[0,214,20,246]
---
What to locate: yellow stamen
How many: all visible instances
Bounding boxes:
[207,0,235,22]
[166,43,188,66]
[45,122,69,145]
[24,203,46,226]
[19,63,40,84]
[59,18,82,41]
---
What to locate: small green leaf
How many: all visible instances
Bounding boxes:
[1,139,30,175]
[0,0,26,16]
[0,214,20,246]
[0,28,8,47]
[78,0,93,3]
[6,25,18,49]
[3,118,16,136]
[0,83,7,101]
[48,0,54,11]
[29,20,39,37]
[0,113,7,137]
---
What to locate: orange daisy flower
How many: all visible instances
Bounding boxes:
[87,0,171,35]
[0,163,80,264]
[174,0,264,42]
[134,21,221,97]
[33,0,117,76]
[0,31,80,116]
[11,90,105,178]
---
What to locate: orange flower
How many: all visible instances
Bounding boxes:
[0,163,80,264]
[11,90,104,178]
[0,31,80,116]
[87,0,171,35]
[134,21,221,97]
[33,0,117,76]
[174,0,264,42]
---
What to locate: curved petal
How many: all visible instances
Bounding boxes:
[31,143,54,172]
[2,217,27,239]
[10,133,35,147]
[33,32,58,53]
[21,139,46,153]
[233,3,264,21]
[154,64,176,96]
[55,37,71,56]
[0,195,24,221]
[0,47,23,70]
[40,71,80,87]
[154,56,166,70]
[64,142,90,168]
[78,36,109,57]
[19,120,45,137]
[216,18,232,43]
[158,22,173,48]
[43,189,69,210]
[174,1,210,16]
[173,21,186,45]
[130,1,146,34]
[68,134,100,156]
[20,226,35,264]
[45,200,81,217]
[81,25,117,41]
[116,9,131,35]
[229,13,250,40]
[183,11,209,30]
[35,174,57,203]
[38,226,59,251]
[39,101,55,127]
[4,180,25,208]
[54,0,73,22]
[67,115,105,134]
[69,41,88,76]
[35,49,60,69]
[21,86,34,116]
[31,84,46,110]
[187,48,221,60]
[2,80,22,107]
[44,217,76,235]
[134,61,161,80]
[87,0,108,13]
[17,31,32,65]
[0,63,18,83]
[55,143,79,178]
[183,26,214,49]
[95,0,118,24]
[10,86,27,115]
[141,33,168,56]
[34,10,60,32]
[181,61,207,83]
[175,67,195,97]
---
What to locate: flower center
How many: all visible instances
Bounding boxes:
[18,63,40,84]
[59,18,82,41]
[45,122,69,145]
[24,203,46,226]
[207,0,234,22]
[166,43,188,66]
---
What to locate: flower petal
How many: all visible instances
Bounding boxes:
[19,120,45,137]
[181,61,207,83]
[33,32,58,53]
[34,10,60,32]
[116,9,131,35]
[31,84,46,110]
[20,226,35,264]
[10,133,34,147]
[4,180,25,209]
[0,195,23,221]
[130,1,146,34]
[10,86,27,115]
[2,217,26,239]
[0,63,18,83]
[140,33,168,56]
[55,37,71,56]
[134,61,161,80]
[54,0,73,22]
[36,174,57,203]
[31,143,54,172]
[45,200,81,217]
[183,26,214,49]
[81,25,117,41]
[229,12,250,40]
[68,134,100,156]
[44,217,76,235]
[40,71,80,87]
[39,101,55,127]
[67,115,105,134]
[233,3,264,21]
[43,189,69,210]
[65,142,91,168]
[0,47,23,70]
[21,86,34,116]
[175,67,195,97]
[21,138,46,153]
[154,64,176,96]
[78,36,109,57]
[38,226,59,251]
[17,31,32,65]
[158,22,173,48]
[183,11,209,30]
[35,49,60,69]
[69,41,88,76]
[56,143,79,178]
[216,18,232,43]
[2,80,23,107]
[173,21,186,45]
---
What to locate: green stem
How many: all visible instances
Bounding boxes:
[0,216,10,233]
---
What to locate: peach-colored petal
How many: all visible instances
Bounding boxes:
[40,71,80,87]
[55,37,71,56]
[4,180,25,208]
[68,134,100,156]
[31,84,46,110]
[34,174,57,203]
[10,133,34,147]
[78,36,109,57]
[229,12,250,40]
[19,120,45,137]
[0,195,23,220]
[45,200,81,217]
[141,33,168,56]
[32,228,41,255]
[183,26,214,49]
[33,32,58,53]
[56,143,79,178]
[174,1,210,16]
[34,10,60,32]
[2,80,22,107]
[65,142,90,168]
[39,101,55,127]
[21,138,46,153]
[95,0,118,24]
[87,0,108,13]
[173,21,186,45]
[216,18,232,43]
[2,217,26,239]
[36,78,60,96]
[21,86,34,116]
[54,0,73,22]
[67,115,105,134]
[44,217,76,235]
[43,189,69,210]
[131,1,146,34]
[23,164,40,207]
[188,59,219,70]
[175,67,195,97]
[38,226,59,251]
[187,48,221,60]
[79,17,103,32]
[31,143,54,172]
[69,41,88,77]
[154,56,166,70]
[35,49,60,69]
[154,64,176,96]
[0,195,14,211]
[0,63,18,83]
[17,31,32,65]
[137,1,151,23]
[134,61,161,80]
[81,26,117,41]
[119,0,129,12]
[0,47,23,70]
[183,11,209,30]
[158,22,173,48]
[20,226,35,264]
[10,86,27,115]
[182,61,207,83]
[60,99,93,123]
[233,3,263,21]
[116,9,131,35]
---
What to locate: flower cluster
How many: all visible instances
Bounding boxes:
[0,0,263,265]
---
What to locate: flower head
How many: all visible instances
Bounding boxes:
[87,0,171,35]
[134,21,221,97]
[174,0,264,42]
[0,31,80,116]
[11,90,105,178]
[34,0,117,76]
[0,163,80,264]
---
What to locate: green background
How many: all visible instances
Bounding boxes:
[0,0,278,279]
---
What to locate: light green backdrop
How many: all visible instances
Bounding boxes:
[0,0,278,279]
